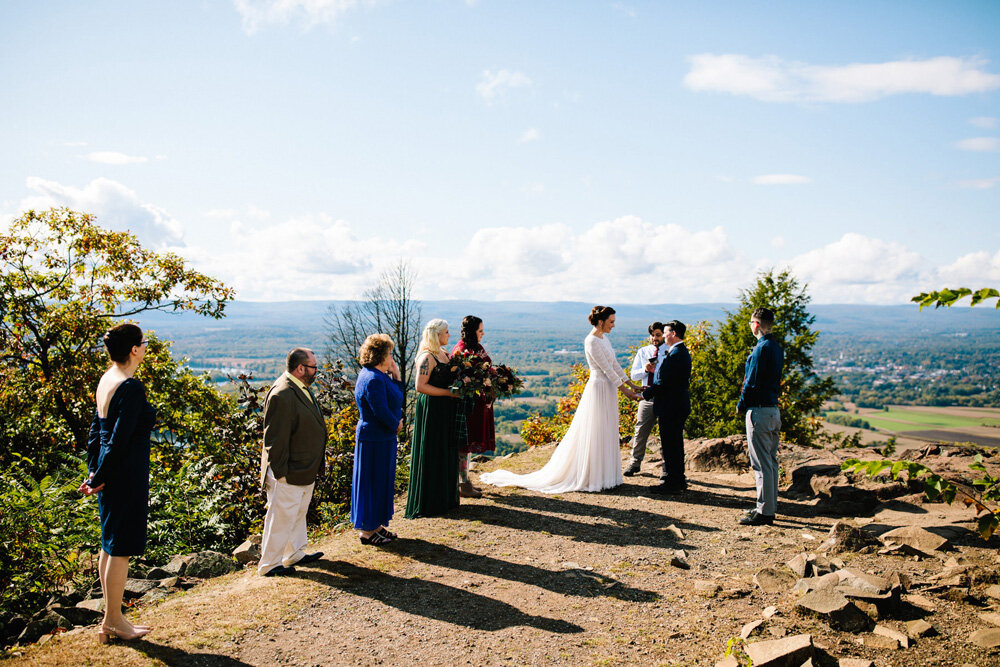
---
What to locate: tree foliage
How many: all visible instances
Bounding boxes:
[686,269,836,445]
[912,287,999,310]
[0,208,235,470]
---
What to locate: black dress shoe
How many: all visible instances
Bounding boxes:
[650,483,684,496]
[297,552,324,565]
[623,463,641,477]
[263,565,296,577]
[739,511,775,526]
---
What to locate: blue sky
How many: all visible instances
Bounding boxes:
[1,1,998,303]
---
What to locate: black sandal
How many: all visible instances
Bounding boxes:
[360,531,393,546]
[376,527,397,540]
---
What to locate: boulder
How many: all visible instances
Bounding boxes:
[145,567,172,580]
[75,598,104,613]
[819,521,880,554]
[879,526,952,556]
[162,554,190,576]
[792,572,840,595]
[787,553,810,578]
[183,551,240,578]
[786,462,842,498]
[18,610,72,643]
[233,535,263,565]
[48,605,101,627]
[795,590,871,632]
[685,436,751,472]
[123,578,159,599]
[836,568,890,595]
[905,619,935,638]
[754,568,797,594]
[745,633,814,667]
[874,624,910,649]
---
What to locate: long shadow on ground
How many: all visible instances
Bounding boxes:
[460,496,711,551]
[130,641,256,666]
[292,560,583,634]
[393,538,659,602]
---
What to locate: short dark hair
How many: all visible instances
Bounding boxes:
[460,315,483,349]
[648,321,665,335]
[752,307,775,327]
[103,323,143,364]
[588,305,616,326]
[286,347,314,372]
[665,320,686,339]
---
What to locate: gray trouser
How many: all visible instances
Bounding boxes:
[746,407,781,515]
[629,399,657,465]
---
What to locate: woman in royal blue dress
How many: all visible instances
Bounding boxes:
[78,323,156,643]
[351,333,405,545]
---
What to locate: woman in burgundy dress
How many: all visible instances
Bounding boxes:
[451,315,496,498]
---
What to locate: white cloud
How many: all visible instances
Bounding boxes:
[233,0,377,34]
[753,174,812,185]
[518,128,541,143]
[957,177,1000,189]
[476,69,531,101]
[787,233,927,302]
[684,54,1000,103]
[954,137,1000,152]
[771,236,786,249]
[19,177,183,247]
[938,249,1000,284]
[970,116,998,129]
[82,151,149,165]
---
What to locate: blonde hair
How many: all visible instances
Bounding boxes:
[359,333,394,367]
[418,319,449,358]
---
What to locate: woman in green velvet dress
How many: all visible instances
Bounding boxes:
[404,319,461,518]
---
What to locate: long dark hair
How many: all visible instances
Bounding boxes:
[460,315,483,351]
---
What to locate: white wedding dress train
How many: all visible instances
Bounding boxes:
[481,333,628,493]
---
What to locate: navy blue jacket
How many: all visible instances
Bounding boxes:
[737,333,784,412]
[354,366,405,441]
[642,342,691,419]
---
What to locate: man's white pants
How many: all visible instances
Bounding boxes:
[258,467,315,575]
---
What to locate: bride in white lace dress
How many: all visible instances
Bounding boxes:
[481,306,642,493]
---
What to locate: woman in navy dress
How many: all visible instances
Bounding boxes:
[351,333,405,545]
[79,323,156,643]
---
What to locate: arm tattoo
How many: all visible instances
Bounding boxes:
[418,356,431,376]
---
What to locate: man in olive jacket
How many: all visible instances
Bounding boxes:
[257,347,327,576]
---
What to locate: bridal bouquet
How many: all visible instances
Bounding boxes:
[491,363,524,399]
[448,350,495,400]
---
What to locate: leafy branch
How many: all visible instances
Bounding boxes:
[842,455,1000,539]
[911,287,1000,310]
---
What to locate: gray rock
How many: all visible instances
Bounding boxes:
[684,435,751,472]
[787,553,810,578]
[819,521,881,554]
[159,576,180,589]
[183,550,240,578]
[879,526,952,556]
[140,588,171,604]
[694,580,721,597]
[75,598,105,613]
[123,578,159,599]
[233,535,262,565]
[665,524,685,540]
[741,619,765,639]
[18,610,72,643]
[863,634,899,649]
[745,633,814,667]
[969,628,1000,648]
[145,567,172,580]
[792,572,840,595]
[984,584,1000,600]
[3,616,27,643]
[754,567,797,594]
[48,605,101,627]
[795,590,871,632]
[874,624,910,649]
[162,554,190,576]
[980,612,1000,627]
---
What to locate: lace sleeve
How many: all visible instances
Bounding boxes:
[588,337,628,385]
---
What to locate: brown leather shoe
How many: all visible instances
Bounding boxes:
[459,481,482,498]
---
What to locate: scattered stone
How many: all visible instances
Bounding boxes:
[762,606,779,619]
[981,612,1000,627]
[714,656,738,667]
[905,619,935,638]
[787,553,810,578]
[183,551,240,578]
[145,567,171,580]
[902,593,936,612]
[879,526,952,556]
[792,572,841,595]
[74,599,104,614]
[796,590,871,632]
[18,611,72,643]
[888,571,911,591]
[123,579,159,599]
[233,535,263,565]
[162,554,190,576]
[767,626,788,638]
[744,633,814,667]
[159,576,180,589]
[984,584,1000,600]
[669,553,690,570]
[969,628,1000,648]
[560,561,581,569]
[820,521,880,554]
[665,524,685,540]
[836,568,889,594]
[754,567,797,594]
[685,435,750,472]
[939,587,970,602]
[48,605,101,627]
[741,619,764,639]
[874,624,910,649]
[863,634,899,650]
[694,580,721,597]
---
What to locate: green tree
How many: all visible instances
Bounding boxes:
[686,269,836,446]
[0,208,234,471]
[912,287,999,309]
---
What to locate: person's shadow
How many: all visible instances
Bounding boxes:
[393,537,658,602]
[293,560,584,633]
[129,641,256,666]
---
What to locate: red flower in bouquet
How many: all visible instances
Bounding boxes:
[448,349,494,399]
[491,363,524,399]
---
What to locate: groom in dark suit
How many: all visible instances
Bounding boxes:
[642,320,691,495]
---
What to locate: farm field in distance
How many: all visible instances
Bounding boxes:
[824,404,1000,449]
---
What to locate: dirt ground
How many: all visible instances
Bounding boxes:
[5,443,1000,666]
